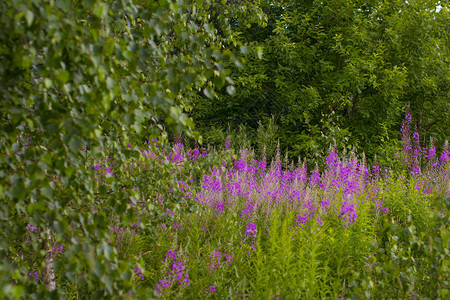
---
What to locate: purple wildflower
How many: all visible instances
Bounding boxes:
[205,286,217,293]
[294,213,308,228]
[338,201,358,225]
[309,171,321,186]
[172,222,181,231]
[134,267,144,280]
[28,272,39,282]
[165,249,177,261]
[26,224,37,232]
[325,151,338,167]
[245,223,257,238]
[156,279,171,295]
[52,244,64,254]
[210,251,222,270]
[224,253,233,265]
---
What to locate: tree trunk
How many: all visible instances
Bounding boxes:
[42,229,56,291]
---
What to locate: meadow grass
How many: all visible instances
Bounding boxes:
[22,128,450,299]
[69,137,448,299]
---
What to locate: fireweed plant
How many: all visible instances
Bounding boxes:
[13,116,450,299]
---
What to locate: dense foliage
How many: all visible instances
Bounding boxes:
[0,0,449,299]
[192,0,449,161]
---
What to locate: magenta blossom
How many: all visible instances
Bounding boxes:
[205,286,217,293]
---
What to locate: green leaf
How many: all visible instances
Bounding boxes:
[44,78,52,89]
[240,45,250,55]
[256,46,263,59]
[203,86,214,99]
[24,10,34,26]
[99,185,107,195]
[55,0,71,12]
[11,181,26,199]
[69,138,81,152]
[226,85,236,96]
[10,285,23,300]
[58,70,70,84]
[41,187,53,199]
[64,167,75,177]
[184,72,195,84]
[94,3,109,18]
[213,76,225,89]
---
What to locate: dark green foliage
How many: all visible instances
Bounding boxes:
[192,0,449,161]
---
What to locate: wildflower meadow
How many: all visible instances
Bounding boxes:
[14,114,449,299]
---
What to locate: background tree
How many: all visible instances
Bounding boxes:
[192,0,449,162]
